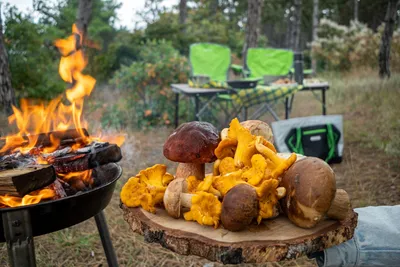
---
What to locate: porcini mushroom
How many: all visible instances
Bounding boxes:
[163,178,192,218]
[163,178,222,225]
[240,120,274,143]
[221,184,258,231]
[280,157,337,228]
[220,120,274,143]
[163,121,219,180]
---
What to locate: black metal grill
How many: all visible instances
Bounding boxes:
[0,163,122,267]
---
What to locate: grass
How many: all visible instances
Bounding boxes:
[0,69,399,266]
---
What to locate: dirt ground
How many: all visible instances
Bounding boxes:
[0,70,399,266]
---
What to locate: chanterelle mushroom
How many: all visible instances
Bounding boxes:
[163,121,219,180]
[183,191,222,228]
[120,164,174,213]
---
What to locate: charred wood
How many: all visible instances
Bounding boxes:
[52,144,122,173]
[0,165,56,196]
[47,179,67,199]
[0,128,89,156]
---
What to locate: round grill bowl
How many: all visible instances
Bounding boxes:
[0,163,122,242]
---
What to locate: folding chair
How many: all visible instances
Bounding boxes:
[189,43,231,82]
[187,43,234,123]
[245,48,294,80]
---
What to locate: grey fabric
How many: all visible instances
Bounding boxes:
[315,205,400,267]
[271,115,344,156]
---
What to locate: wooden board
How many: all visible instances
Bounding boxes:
[122,205,358,264]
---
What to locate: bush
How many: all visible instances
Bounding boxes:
[312,19,400,72]
[109,41,189,128]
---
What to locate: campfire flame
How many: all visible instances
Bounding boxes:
[58,169,93,185]
[0,24,95,155]
[0,24,124,208]
[0,189,55,208]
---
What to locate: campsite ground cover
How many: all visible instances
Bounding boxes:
[0,69,399,266]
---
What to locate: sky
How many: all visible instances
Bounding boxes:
[4,0,177,29]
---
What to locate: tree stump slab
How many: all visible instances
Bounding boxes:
[122,205,358,264]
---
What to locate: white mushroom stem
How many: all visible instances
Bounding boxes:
[327,189,351,221]
[164,178,194,218]
[176,163,205,180]
[180,193,193,208]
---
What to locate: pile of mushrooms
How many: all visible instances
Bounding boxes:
[120,118,351,232]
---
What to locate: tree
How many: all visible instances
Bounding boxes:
[179,0,187,32]
[291,0,302,51]
[311,0,319,73]
[354,0,359,22]
[379,0,399,78]
[0,5,16,115]
[76,0,92,40]
[242,0,263,64]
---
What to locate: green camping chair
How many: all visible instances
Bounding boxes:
[189,43,231,82]
[188,43,234,124]
[245,48,294,80]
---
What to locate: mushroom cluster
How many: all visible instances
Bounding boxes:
[120,118,350,232]
[161,118,297,231]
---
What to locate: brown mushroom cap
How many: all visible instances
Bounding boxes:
[163,121,220,163]
[280,157,336,228]
[240,120,274,143]
[221,184,259,231]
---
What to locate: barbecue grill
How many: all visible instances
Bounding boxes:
[0,162,122,267]
[0,127,123,267]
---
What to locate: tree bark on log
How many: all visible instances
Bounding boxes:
[0,5,16,115]
[379,0,400,78]
[243,0,264,65]
[0,165,56,197]
[122,205,358,264]
[179,0,188,33]
[291,0,302,52]
[76,0,93,41]
[311,0,319,74]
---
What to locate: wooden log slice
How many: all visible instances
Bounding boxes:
[122,205,358,264]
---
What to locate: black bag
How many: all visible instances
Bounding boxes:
[284,124,342,163]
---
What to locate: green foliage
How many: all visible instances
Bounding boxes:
[4,6,65,99]
[312,19,400,72]
[109,41,189,128]
[5,0,125,100]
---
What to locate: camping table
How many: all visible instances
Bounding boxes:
[285,82,330,119]
[171,84,230,128]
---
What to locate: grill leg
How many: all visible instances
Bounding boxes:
[95,211,118,267]
[2,209,36,267]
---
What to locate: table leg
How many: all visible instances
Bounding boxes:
[175,93,179,128]
[322,88,326,115]
[195,95,200,121]
[285,97,289,119]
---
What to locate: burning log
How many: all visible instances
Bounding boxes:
[47,179,67,199]
[52,144,122,173]
[0,165,56,197]
[0,128,89,156]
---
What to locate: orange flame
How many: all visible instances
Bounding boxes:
[0,188,55,208]
[0,24,95,155]
[0,24,125,208]
[57,169,93,185]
